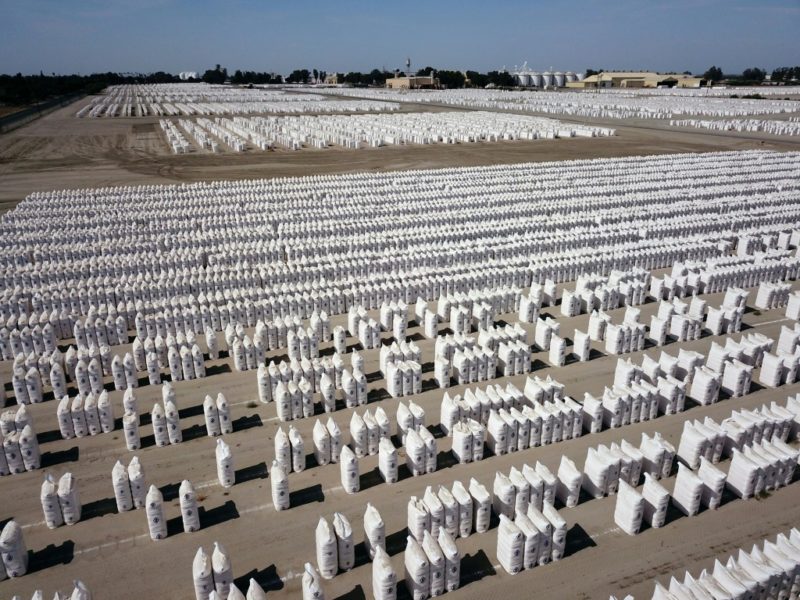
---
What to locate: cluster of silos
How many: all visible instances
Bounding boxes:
[512,69,579,88]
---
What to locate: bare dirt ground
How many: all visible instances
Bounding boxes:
[0,281,799,600]
[2,94,800,213]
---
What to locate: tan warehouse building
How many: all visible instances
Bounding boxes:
[567,72,707,89]
[385,74,439,89]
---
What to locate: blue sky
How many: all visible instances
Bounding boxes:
[1,0,798,76]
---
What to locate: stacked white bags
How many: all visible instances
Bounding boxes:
[496,514,524,574]
[180,479,201,532]
[372,545,397,600]
[192,543,234,600]
[339,445,359,494]
[641,473,670,529]
[146,484,167,540]
[364,503,386,560]
[613,480,644,535]
[639,432,676,480]
[0,520,28,578]
[216,439,234,488]
[630,528,800,600]
[270,460,289,511]
[40,473,63,528]
[301,563,326,600]
[404,535,430,600]
[56,472,81,525]
[315,517,338,579]
[671,463,704,517]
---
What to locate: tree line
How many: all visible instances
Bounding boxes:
[3,63,798,107]
[704,65,800,84]
[0,71,181,106]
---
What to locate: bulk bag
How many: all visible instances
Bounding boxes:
[216,439,234,488]
[0,520,27,577]
[372,545,397,600]
[270,460,289,511]
[422,530,445,597]
[333,512,354,572]
[301,563,325,600]
[339,445,359,493]
[378,437,398,483]
[404,535,430,600]
[128,456,146,509]
[146,484,166,540]
[451,480,473,538]
[111,461,133,512]
[212,542,233,597]
[41,473,64,528]
[364,503,386,560]
[57,472,81,525]
[180,479,200,532]
[468,478,491,533]
[496,514,524,574]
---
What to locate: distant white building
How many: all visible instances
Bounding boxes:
[179,71,198,81]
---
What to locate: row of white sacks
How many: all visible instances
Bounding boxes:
[314,506,457,600]
[271,403,435,486]
[5,150,796,239]
[0,237,781,345]
[192,541,277,600]
[0,421,40,475]
[670,118,800,137]
[638,529,800,600]
[0,585,91,599]
[85,83,397,116]
[112,455,203,535]
[0,335,208,408]
[676,397,798,469]
[0,519,90,599]
[3,155,796,300]
[192,110,615,153]
[615,433,799,537]
[160,119,193,154]
[399,473,568,581]
[47,454,199,542]
[0,226,787,323]
[315,87,799,120]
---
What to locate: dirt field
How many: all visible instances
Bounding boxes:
[2,94,800,213]
[0,279,799,599]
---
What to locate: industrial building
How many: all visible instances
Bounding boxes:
[385,74,439,89]
[512,68,581,88]
[566,72,707,89]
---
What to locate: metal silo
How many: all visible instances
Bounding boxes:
[541,71,554,87]
[516,72,531,87]
[554,72,566,87]
[566,71,577,83]
[530,72,543,88]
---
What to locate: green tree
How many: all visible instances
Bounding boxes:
[487,71,516,87]
[703,66,723,82]
[202,64,227,84]
[741,67,766,81]
[286,69,310,83]
[465,71,489,87]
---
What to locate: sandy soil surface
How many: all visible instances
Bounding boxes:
[2,94,799,213]
[0,278,798,599]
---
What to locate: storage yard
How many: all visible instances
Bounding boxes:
[2,80,800,600]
